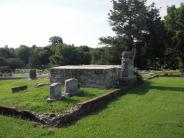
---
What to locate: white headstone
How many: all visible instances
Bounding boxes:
[64,78,80,96]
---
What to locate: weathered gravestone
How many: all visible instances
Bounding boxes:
[64,78,80,96]
[121,51,136,81]
[29,69,37,80]
[47,82,62,102]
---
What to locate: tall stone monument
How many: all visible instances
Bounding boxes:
[121,51,136,81]
[29,69,37,80]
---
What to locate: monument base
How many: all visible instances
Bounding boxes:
[47,96,65,103]
[121,76,137,85]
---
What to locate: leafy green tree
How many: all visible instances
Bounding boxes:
[100,36,126,64]
[91,47,111,65]
[78,46,91,65]
[0,46,15,58]
[106,0,148,50]
[6,58,24,71]
[0,57,7,66]
[100,0,167,69]
[15,45,31,66]
[50,44,92,66]
[49,44,64,65]
[49,36,63,45]
[29,46,51,69]
[100,0,150,66]
[164,3,184,71]
[136,3,166,69]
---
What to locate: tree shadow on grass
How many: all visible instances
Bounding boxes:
[127,79,184,95]
[150,86,184,93]
[127,81,152,95]
[160,75,181,77]
[63,78,184,127]
[79,91,96,98]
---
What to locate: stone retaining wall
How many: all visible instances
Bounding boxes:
[0,105,39,122]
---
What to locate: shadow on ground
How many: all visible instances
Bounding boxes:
[128,77,184,95]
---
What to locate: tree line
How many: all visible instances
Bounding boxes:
[0,0,183,73]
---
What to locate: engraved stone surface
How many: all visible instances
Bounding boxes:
[121,51,136,80]
[64,78,80,96]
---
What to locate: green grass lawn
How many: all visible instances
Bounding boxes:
[0,79,114,113]
[0,77,184,138]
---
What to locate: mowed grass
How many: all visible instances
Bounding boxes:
[0,76,183,138]
[0,78,114,112]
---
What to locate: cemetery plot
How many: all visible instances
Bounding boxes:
[0,79,114,113]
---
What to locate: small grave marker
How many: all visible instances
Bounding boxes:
[11,85,28,93]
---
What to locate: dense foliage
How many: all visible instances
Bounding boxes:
[0,1,183,72]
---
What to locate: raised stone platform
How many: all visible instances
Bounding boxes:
[50,65,121,88]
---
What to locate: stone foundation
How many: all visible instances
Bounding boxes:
[50,65,121,88]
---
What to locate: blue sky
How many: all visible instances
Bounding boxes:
[0,0,183,48]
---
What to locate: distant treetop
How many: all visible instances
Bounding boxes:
[49,36,63,45]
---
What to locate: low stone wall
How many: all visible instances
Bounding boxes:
[0,81,141,127]
[0,105,39,122]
